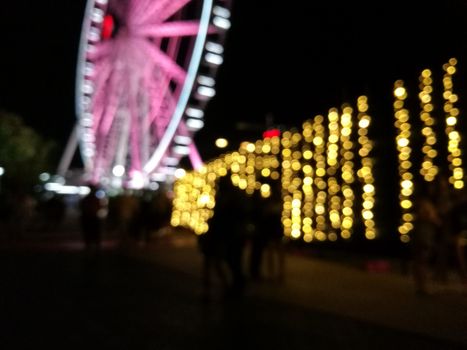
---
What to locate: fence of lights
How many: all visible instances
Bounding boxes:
[172,96,377,241]
[173,59,464,242]
[393,58,464,243]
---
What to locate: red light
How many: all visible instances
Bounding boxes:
[102,15,114,40]
[263,129,281,139]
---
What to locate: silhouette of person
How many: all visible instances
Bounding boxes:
[114,190,139,249]
[203,176,247,300]
[261,183,285,283]
[79,185,105,253]
[412,182,441,296]
[432,174,453,283]
[449,187,467,287]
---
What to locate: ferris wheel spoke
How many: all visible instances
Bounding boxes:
[151,90,175,139]
[139,0,192,26]
[128,0,154,26]
[140,40,187,85]
[89,63,114,112]
[98,80,123,136]
[128,92,142,173]
[137,20,208,38]
[91,68,118,133]
[159,0,193,22]
[147,76,172,126]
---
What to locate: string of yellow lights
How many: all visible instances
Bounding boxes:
[393,80,414,243]
[301,120,315,242]
[418,69,438,182]
[339,105,355,239]
[327,108,341,241]
[443,58,464,189]
[356,96,376,240]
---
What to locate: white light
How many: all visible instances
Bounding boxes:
[213,6,231,18]
[112,165,125,177]
[83,133,95,142]
[151,173,167,182]
[163,166,177,175]
[185,107,204,119]
[82,82,94,94]
[96,0,108,4]
[0,167,5,176]
[91,8,104,22]
[83,148,95,157]
[81,95,91,107]
[84,63,94,76]
[88,28,100,42]
[197,75,216,87]
[57,186,80,195]
[174,168,187,179]
[111,178,122,188]
[149,182,159,190]
[80,118,93,127]
[213,17,231,30]
[129,171,145,189]
[173,145,190,155]
[174,135,192,145]
[53,176,66,185]
[205,41,224,54]
[187,118,204,130]
[79,186,91,195]
[45,182,63,192]
[163,157,179,166]
[197,86,216,98]
[39,172,50,181]
[205,53,223,65]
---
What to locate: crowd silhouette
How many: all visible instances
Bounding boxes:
[197,176,287,302]
[411,174,467,295]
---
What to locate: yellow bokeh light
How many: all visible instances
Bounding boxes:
[394,86,406,98]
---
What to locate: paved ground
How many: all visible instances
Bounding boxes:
[1,228,466,349]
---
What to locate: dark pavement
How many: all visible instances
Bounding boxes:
[1,228,467,349]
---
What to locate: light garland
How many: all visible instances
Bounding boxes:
[443,58,464,189]
[418,69,438,182]
[356,96,376,239]
[394,80,413,243]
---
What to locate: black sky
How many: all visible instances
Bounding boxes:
[1,0,467,160]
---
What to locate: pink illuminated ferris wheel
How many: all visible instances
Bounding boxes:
[75,0,232,188]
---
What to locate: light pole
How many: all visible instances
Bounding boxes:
[0,167,4,193]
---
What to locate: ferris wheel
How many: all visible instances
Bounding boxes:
[71,0,232,189]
